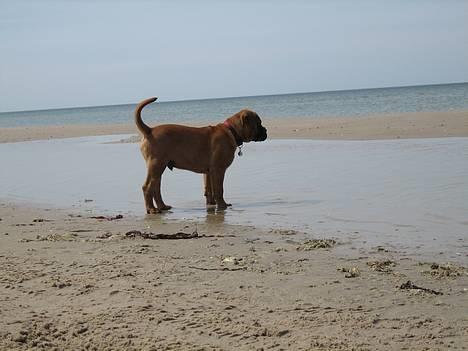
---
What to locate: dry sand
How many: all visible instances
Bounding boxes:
[1,110,467,143]
[0,204,467,350]
[1,110,468,350]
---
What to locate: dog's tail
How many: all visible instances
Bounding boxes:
[134,97,157,138]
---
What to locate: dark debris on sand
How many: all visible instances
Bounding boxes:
[125,230,199,240]
[399,280,443,295]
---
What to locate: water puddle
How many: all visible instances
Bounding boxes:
[1,136,467,260]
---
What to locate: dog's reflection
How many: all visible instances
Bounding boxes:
[142,206,226,228]
[205,206,226,225]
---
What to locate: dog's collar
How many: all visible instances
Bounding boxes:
[223,121,243,146]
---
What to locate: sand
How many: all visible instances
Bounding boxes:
[1,110,467,143]
[0,204,467,350]
[1,110,468,350]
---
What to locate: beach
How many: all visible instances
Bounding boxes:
[2,0,468,346]
[0,205,467,350]
[1,111,468,350]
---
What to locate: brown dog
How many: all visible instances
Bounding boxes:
[135,97,267,213]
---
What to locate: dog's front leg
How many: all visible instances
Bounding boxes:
[204,173,216,206]
[210,168,231,210]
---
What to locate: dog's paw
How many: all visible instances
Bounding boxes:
[216,203,231,211]
[146,208,161,214]
[159,205,172,211]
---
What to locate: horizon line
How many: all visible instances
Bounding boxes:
[1,81,467,115]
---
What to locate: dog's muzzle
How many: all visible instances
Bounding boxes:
[254,126,267,141]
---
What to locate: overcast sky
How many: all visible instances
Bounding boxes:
[1,0,467,112]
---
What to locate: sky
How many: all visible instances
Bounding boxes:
[1,0,467,112]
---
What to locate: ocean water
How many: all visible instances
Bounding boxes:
[1,135,467,262]
[0,83,467,128]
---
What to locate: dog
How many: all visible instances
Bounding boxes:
[134,97,267,213]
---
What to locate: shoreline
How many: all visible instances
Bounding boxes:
[1,110,467,143]
[0,203,467,350]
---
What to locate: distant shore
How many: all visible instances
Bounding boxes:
[1,110,467,143]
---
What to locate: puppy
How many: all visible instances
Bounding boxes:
[135,97,267,213]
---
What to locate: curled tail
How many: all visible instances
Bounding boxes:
[134,97,157,138]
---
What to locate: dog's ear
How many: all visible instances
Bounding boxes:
[240,110,252,141]
[239,110,248,127]
[239,110,255,141]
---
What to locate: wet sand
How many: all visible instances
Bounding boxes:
[1,204,467,350]
[1,110,467,143]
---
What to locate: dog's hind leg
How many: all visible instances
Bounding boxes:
[142,160,172,213]
[151,162,172,211]
[204,173,216,206]
[142,163,160,214]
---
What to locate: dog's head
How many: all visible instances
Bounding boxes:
[235,109,267,143]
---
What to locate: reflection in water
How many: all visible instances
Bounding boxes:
[205,209,226,226]
[1,135,467,260]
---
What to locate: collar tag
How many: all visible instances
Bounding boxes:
[237,145,243,157]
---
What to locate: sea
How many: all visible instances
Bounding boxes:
[1,83,467,128]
